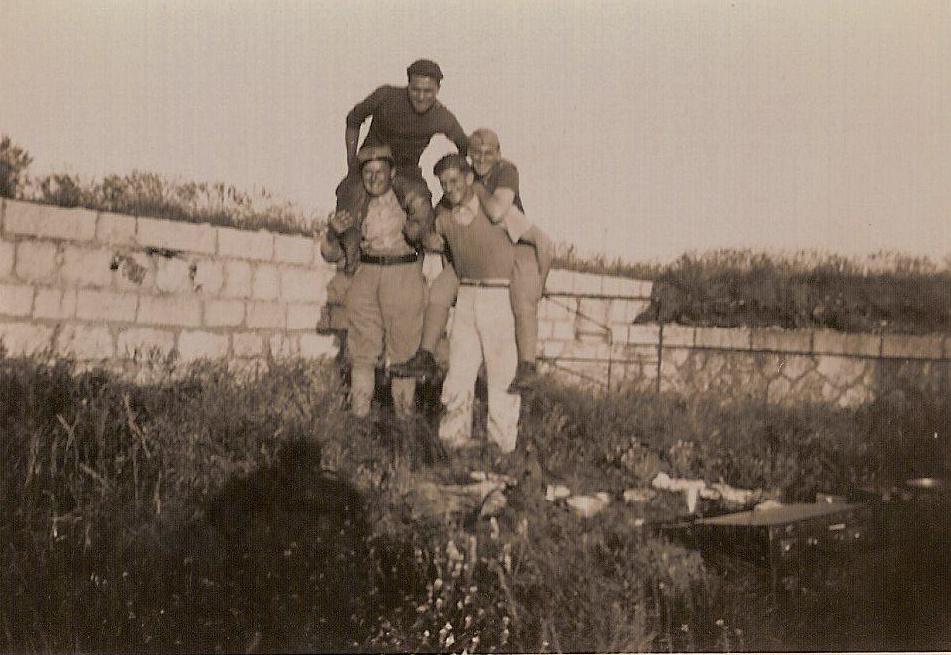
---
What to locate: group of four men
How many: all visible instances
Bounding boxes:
[319,59,552,454]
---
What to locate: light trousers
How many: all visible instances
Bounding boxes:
[439,285,521,452]
[345,261,425,417]
[425,243,541,362]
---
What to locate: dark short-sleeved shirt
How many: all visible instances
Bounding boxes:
[481,159,524,213]
[346,85,467,170]
[437,158,524,213]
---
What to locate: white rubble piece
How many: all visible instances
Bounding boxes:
[470,470,517,486]
[651,472,761,512]
[566,492,611,518]
[545,484,572,502]
[623,488,657,503]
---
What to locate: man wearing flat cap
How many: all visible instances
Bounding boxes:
[320,144,433,418]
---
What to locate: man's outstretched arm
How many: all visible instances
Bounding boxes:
[472,182,516,224]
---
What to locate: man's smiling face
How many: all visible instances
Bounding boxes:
[469,141,501,178]
[437,166,473,207]
[408,75,439,114]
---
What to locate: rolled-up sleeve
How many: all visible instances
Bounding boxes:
[346,85,388,129]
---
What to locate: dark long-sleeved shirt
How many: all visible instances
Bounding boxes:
[346,85,467,170]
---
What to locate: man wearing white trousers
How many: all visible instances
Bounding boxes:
[427,153,521,453]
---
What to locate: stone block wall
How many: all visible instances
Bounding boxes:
[2,198,948,406]
[0,199,338,372]
[538,305,951,406]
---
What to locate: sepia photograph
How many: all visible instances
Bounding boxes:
[1,0,949,652]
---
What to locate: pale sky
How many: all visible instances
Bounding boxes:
[2,0,949,263]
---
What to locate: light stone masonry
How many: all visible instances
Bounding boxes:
[287,303,322,330]
[204,299,245,327]
[55,323,115,360]
[299,333,337,359]
[178,330,230,361]
[3,200,97,241]
[695,327,752,350]
[0,283,34,316]
[0,240,14,277]
[217,226,274,261]
[883,334,945,359]
[137,217,216,254]
[661,325,695,347]
[752,328,812,353]
[232,332,265,357]
[627,324,661,346]
[812,329,881,358]
[221,260,252,298]
[60,245,114,288]
[117,328,176,359]
[550,320,575,341]
[0,321,53,355]
[246,301,285,329]
[251,264,280,300]
[34,287,77,319]
[268,333,297,358]
[273,234,314,264]
[95,212,137,244]
[76,289,137,322]
[609,323,629,344]
[544,269,574,294]
[137,295,202,327]
[155,257,193,293]
[573,272,603,295]
[192,260,224,295]
[280,268,324,303]
[536,319,554,341]
[15,241,58,282]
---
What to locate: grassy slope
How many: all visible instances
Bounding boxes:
[3,355,949,652]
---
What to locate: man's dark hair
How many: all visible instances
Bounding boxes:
[406,59,444,84]
[433,153,470,177]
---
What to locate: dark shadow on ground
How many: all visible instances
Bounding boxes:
[143,440,416,653]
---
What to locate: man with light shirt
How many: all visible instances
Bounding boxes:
[320,144,432,419]
[425,153,525,453]
[392,128,552,393]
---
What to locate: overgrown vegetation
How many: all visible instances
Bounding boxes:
[1,135,320,235]
[556,244,951,334]
[3,353,949,652]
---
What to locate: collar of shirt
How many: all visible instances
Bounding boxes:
[451,191,481,226]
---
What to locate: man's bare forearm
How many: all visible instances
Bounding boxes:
[473,182,515,223]
[345,126,360,169]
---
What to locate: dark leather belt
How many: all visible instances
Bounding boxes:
[360,252,418,266]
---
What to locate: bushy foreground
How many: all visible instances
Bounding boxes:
[1,354,949,652]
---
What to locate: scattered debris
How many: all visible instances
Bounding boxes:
[651,472,764,512]
[566,492,611,518]
[623,488,657,503]
[545,484,572,502]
